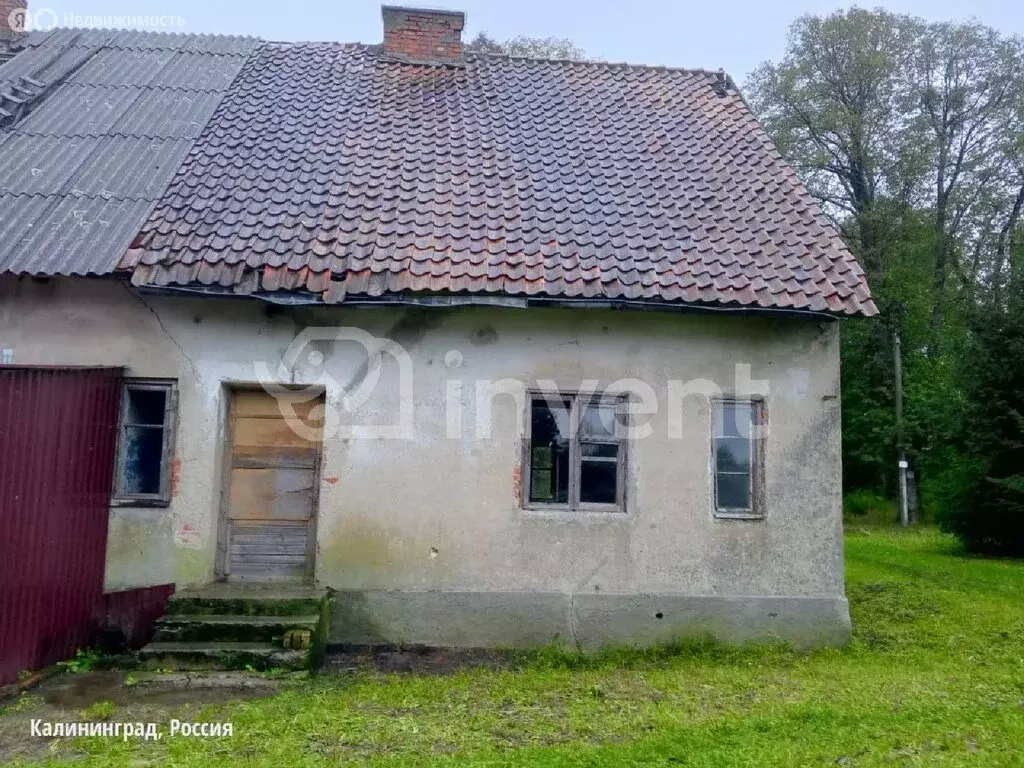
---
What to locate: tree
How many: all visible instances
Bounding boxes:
[988,82,1024,308]
[746,8,1024,540]
[942,298,1024,555]
[464,32,586,60]
[745,8,919,271]
[746,11,1023,332]
[839,203,943,496]
[903,22,1022,344]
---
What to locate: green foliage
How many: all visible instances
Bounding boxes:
[839,316,896,491]
[260,666,290,679]
[917,445,979,526]
[57,649,101,674]
[79,700,115,721]
[843,490,895,522]
[515,635,786,672]
[0,692,40,716]
[744,8,918,215]
[940,305,1024,554]
[838,203,965,506]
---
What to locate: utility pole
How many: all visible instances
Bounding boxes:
[894,332,909,526]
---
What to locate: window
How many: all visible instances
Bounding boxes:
[113,379,176,506]
[712,399,765,518]
[525,393,626,512]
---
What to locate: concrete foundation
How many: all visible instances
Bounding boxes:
[331,590,851,649]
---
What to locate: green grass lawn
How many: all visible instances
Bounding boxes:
[5,527,1024,766]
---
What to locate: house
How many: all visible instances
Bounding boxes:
[0,4,876,654]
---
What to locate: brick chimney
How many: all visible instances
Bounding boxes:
[1,0,27,42]
[381,5,465,64]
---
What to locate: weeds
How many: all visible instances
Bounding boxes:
[78,701,114,721]
[56,650,102,675]
[0,693,40,716]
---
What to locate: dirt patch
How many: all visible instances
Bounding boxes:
[0,670,280,764]
[325,645,518,675]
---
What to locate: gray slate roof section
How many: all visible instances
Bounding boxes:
[0,28,261,276]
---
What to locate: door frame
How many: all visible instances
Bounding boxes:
[214,383,325,583]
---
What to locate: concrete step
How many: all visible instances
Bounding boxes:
[151,585,332,671]
[165,586,327,617]
[153,614,321,644]
[139,641,306,671]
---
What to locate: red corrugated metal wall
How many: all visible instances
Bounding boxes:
[0,366,123,684]
[95,585,176,649]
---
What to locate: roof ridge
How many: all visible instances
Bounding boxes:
[464,50,729,79]
[8,129,202,140]
[28,27,261,42]
[263,40,361,49]
[20,31,730,82]
[0,190,159,203]
[3,82,244,92]
[260,40,733,82]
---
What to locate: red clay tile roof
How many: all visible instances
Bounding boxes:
[121,43,877,317]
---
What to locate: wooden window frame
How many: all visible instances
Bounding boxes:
[711,397,766,520]
[522,390,628,514]
[111,378,177,507]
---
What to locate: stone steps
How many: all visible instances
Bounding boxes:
[139,642,306,670]
[165,586,327,617]
[139,586,330,671]
[153,614,321,644]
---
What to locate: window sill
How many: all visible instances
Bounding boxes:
[713,511,765,521]
[111,497,171,509]
[523,504,626,516]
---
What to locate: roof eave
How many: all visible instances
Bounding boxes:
[125,281,876,320]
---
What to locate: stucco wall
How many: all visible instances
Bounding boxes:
[0,275,849,647]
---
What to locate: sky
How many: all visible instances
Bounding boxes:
[21,0,1024,82]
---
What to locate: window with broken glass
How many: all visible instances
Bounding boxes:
[525,393,627,512]
[712,399,765,518]
[112,379,176,506]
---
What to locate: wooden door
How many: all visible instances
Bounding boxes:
[221,390,323,582]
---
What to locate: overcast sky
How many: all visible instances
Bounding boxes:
[23,0,1024,81]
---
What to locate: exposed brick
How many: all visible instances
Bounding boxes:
[170,456,182,497]
[381,5,464,62]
